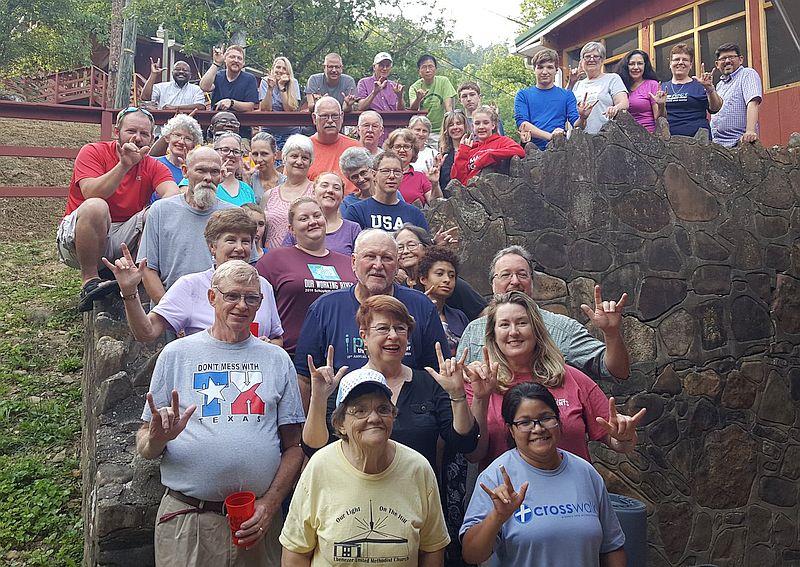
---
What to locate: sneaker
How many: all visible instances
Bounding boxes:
[78,278,120,312]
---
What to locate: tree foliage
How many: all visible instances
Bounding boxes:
[518,0,569,29]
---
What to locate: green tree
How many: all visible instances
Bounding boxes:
[518,0,569,29]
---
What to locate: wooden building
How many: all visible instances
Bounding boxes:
[514,0,800,146]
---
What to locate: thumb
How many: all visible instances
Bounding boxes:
[595,416,613,433]
[138,258,148,271]
[580,303,595,318]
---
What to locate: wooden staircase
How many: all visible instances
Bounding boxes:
[1,66,109,106]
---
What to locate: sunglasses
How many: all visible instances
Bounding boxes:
[116,106,154,127]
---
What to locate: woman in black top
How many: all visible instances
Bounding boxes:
[438,109,471,195]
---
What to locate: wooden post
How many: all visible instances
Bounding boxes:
[114,1,138,109]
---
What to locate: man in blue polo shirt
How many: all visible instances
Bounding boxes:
[199,45,259,114]
[343,151,429,232]
[294,229,448,406]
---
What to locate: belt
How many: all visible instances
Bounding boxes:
[163,488,225,518]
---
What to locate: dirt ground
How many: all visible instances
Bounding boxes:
[0,118,100,239]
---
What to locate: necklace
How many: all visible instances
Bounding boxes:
[668,80,691,96]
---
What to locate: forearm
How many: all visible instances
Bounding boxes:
[141,76,157,101]
[520,121,554,141]
[358,92,376,111]
[465,398,489,463]
[397,95,405,111]
[706,88,723,113]
[450,398,475,435]
[281,550,313,567]
[301,391,330,448]
[444,98,454,112]
[259,95,273,111]
[165,103,206,111]
[602,329,630,379]
[149,135,169,157]
[141,268,166,304]
[601,548,626,567]
[122,291,166,343]
[461,512,505,564]
[232,100,256,112]
[652,102,666,120]
[746,101,760,132]
[199,65,218,92]
[136,425,167,459]
[78,162,130,199]
[269,336,284,347]
[418,549,444,567]
[410,97,422,110]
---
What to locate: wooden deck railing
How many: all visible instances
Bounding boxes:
[0,100,423,197]
[1,66,109,107]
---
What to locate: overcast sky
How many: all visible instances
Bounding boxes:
[436,0,526,47]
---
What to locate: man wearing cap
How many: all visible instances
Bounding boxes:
[305,53,358,112]
[357,53,405,113]
[57,107,179,312]
[136,259,304,565]
[294,229,448,407]
[141,59,206,111]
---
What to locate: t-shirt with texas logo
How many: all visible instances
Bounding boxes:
[256,246,357,355]
[142,331,305,501]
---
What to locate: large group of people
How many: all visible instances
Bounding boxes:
[57,36,761,566]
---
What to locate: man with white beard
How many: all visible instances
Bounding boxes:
[137,146,236,304]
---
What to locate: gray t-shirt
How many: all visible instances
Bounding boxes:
[460,449,625,566]
[456,308,611,380]
[305,73,357,106]
[142,331,305,501]
[136,194,234,290]
[572,73,627,134]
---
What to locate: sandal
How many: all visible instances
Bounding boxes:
[78,278,119,312]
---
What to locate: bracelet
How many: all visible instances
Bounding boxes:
[120,291,139,301]
[450,394,467,403]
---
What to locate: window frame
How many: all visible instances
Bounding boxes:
[760,0,800,93]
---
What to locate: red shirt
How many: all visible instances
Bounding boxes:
[308,134,361,194]
[399,168,432,206]
[65,141,173,222]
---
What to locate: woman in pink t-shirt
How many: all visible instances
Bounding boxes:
[263,134,314,249]
[616,49,666,133]
[465,291,645,469]
[384,128,441,206]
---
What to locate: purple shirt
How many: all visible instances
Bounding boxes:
[711,66,763,147]
[152,267,283,338]
[356,76,402,111]
[282,218,362,256]
[256,247,356,355]
[628,79,659,133]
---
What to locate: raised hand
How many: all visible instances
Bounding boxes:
[577,93,597,120]
[215,98,233,111]
[580,284,626,334]
[550,127,566,139]
[567,64,584,87]
[425,157,441,185]
[212,46,225,66]
[145,390,196,446]
[278,74,290,89]
[101,242,145,294]
[307,346,348,400]
[415,88,428,102]
[603,105,619,119]
[464,346,498,400]
[649,90,667,105]
[480,464,529,522]
[694,63,715,90]
[373,77,388,94]
[119,135,150,170]
[393,81,404,95]
[149,57,165,77]
[596,396,647,445]
[343,91,357,111]
[425,343,469,398]
[432,225,459,248]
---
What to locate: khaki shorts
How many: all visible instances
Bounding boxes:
[154,491,283,567]
[56,207,146,269]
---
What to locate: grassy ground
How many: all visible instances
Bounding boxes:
[0,198,83,565]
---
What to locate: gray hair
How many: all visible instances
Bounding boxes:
[353,229,398,256]
[161,114,203,144]
[394,223,433,247]
[339,146,374,175]
[488,245,534,281]
[358,110,384,127]
[313,96,342,116]
[580,41,606,60]
[211,259,260,288]
[282,134,314,162]
[213,131,242,148]
[408,115,432,132]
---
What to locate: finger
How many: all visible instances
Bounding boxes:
[593,284,604,307]
[482,345,490,366]
[608,396,619,422]
[629,407,648,426]
[307,354,317,375]
[326,344,335,368]
[700,62,706,74]
[101,256,115,271]
[595,416,613,433]
[500,464,513,490]
[138,258,148,271]
[334,366,349,383]
[434,342,446,368]
[617,292,628,309]
[582,92,587,104]
[517,481,529,502]
[580,304,595,319]
[177,404,197,429]
[171,390,180,419]
[479,482,496,498]
[424,367,442,382]
[146,392,159,416]
[457,347,468,367]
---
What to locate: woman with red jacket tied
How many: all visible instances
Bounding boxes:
[451,105,525,185]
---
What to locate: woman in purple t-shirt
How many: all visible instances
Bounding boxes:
[616,50,666,133]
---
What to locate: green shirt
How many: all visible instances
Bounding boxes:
[409,75,457,134]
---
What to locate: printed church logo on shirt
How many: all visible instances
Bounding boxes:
[193,363,266,419]
[332,500,410,564]
[304,264,353,293]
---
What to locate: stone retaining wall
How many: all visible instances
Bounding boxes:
[81,113,800,566]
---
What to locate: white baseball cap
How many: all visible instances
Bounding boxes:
[373,52,393,65]
[336,368,393,406]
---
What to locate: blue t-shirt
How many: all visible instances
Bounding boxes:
[664,79,710,137]
[150,156,184,203]
[293,284,449,377]
[343,197,429,232]
[515,86,579,150]
[461,449,625,566]
[340,192,405,216]
[210,69,260,107]
[216,180,257,206]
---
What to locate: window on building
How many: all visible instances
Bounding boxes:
[651,0,747,82]
[762,0,800,89]
[562,27,640,80]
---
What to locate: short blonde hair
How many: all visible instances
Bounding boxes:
[211,259,259,288]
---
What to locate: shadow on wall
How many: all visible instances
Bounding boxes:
[429,113,800,567]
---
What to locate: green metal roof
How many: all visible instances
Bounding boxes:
[514,0,593,47]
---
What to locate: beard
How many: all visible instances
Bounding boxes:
[192,183,218,209]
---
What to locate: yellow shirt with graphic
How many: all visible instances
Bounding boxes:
[280,440,450,565]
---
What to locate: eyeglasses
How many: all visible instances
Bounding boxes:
[391,144,413,151]
[360,124,381,131]
[212,287,262,306]
[215,147,243,156]
[397,241,421,252]
[492,271,531,283]
[170,134,194,143]
[345,404,397,419]
[377,168,403,177]
[716,55,740,62]
[369,324,409,336]
[116,106,154,127]
[316,114,341,122]
[213,118,241,127]
[325,64,343,70]
[582,54,602,61]
[511,416,559,431]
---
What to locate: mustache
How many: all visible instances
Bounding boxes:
[192,183,218,209]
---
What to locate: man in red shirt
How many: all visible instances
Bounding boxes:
[307,96,360,194]
[57,107,178,311]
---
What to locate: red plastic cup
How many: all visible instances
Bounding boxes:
[225,491,255,547]
[250,322,259,337]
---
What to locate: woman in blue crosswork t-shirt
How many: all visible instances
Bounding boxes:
[461,383,626,567]
[663,43,723,137]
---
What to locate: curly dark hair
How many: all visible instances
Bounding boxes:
[615,49,659,91]
[417,245,459,279]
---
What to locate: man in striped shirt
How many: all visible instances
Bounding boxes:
[710,42,763,147]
